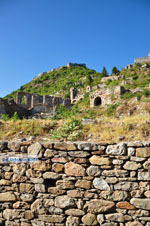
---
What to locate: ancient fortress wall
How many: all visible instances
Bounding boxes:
[0,140,150,225]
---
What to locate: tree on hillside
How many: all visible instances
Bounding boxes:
[112,66,120,75]
[101,67,108,77]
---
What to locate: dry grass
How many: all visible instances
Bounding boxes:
[0,119,57,140]
[0,115,150,142]
[82,115,150,142]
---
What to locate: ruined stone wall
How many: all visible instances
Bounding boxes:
[0,140,150,225]
[134,56,150,64]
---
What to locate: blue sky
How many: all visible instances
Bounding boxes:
[0,0,150,97]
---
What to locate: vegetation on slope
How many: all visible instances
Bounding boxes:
[2,62,150,142]
[5,65,102,99]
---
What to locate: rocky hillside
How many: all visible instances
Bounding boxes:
[5,64,102,100]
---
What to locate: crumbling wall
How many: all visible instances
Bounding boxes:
[0,98,31,118]
[0,140,150,225]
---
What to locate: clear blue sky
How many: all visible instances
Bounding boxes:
[0,0,150,97]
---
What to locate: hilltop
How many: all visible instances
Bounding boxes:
[5,63,102,100]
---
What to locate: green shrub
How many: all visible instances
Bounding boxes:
[51,119,82,140]
[1,114,9,121]
[11,112,19,121]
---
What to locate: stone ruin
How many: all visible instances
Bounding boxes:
[69,84,130,108]
[90,85,128,107]
[0,92,71,119]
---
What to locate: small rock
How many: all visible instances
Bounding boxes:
[82,213,98,225]
[93,178,110,190]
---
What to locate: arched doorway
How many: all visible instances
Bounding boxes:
[94,96,102,106]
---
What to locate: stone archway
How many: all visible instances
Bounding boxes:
[94,96,102,106]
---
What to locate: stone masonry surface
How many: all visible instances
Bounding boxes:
[1,141,150,225]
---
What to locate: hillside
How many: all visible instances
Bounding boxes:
[5,64,102,100]
[2,62,150,142]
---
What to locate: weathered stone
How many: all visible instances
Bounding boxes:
[144,191,150,198]
[128,147,136,156]
[84,199,115,214]
[44,149,54,157]
[106,143,127,156]
[136,147,150,157]
[54,142,76,150]
[114,182,138,191]
[30,160,50,171]
[97,214,104,224]
[20,193,34,202]
[105,213,131,222]
[51,157,68,163]
[31,199,43,213]
[67,190,83,198]
[82,213,98,225]
[65,209,85,216]
[74,158,88,164]
[93,178,110,190]
[52,163,64,172]
[25,210,34,220]
[128,141,144,147]
[128,209,149,217]
[89,155,112,165]
[105,177,118,184]
[66,216,79,226]
[13,201,29,209]
[38,215,65,223]
[43,172,61,180]
[56,180,74,189]
[3,209,24,220]
[75,179,91,189]
[20,183,34,193]
[130,190,143,198]
[0,192,16,201]
[131,198,150,210]
[43,199,54,207]
[48,206,63,214]
[28,142,43,157]
[78,142,98,151]
[123,161,139,170]
[68,151,90,157]
[55,195,75,208]
[86,166,101,176]
[0,179,11,185]
[12,174,27,183]
[116,201,135,210]
[100,190,128,201]
[139,181,150,190]
[4,172,13,180]
[26,168,41,178]
[102,169,128,177]
[30,178,44,184]
[130,156,146,162]
[43,142,53,149]
[113,159,124,165]
[138,172,150,180]
[13,163,26,175]
[35,184,45,193]
[143,159,150,169]
[48,187,66,195]
[8,141,20,151]
[65,162,85,176]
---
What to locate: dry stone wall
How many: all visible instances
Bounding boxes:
[0,141,150,225]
